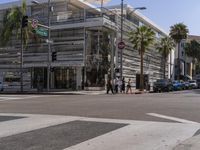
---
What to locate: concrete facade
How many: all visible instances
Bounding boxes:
[0,0,167,91]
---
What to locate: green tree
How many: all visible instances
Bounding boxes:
[184,40,200,76]
[129,25,155,91]
[0,0,30,46]
[157,37,175,79]
[0,0,37,92]
[169,23,189,80]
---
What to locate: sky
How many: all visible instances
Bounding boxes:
[1,0,200,35]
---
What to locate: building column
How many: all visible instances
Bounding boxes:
[76,67,82,90]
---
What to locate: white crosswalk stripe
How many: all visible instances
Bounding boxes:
[0,113,199,150]
[0,95,46,102]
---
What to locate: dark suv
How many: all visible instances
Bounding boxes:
[153,79,173,92]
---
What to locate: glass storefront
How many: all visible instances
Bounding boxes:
[54,67,76,89]
[31,67,76,90]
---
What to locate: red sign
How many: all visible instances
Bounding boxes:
[118,41,125,49]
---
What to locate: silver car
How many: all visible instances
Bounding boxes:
[189,80,198,89]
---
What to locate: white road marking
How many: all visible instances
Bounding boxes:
[147,113,199,124]
[0,95,48,102]
[0,113,199,150]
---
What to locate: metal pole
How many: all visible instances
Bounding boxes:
[47,0,51,91]
[20,26,23,92]
[120,0,123,80]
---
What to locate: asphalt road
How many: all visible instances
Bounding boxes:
[0,90,200,150]
[0,90,199,123]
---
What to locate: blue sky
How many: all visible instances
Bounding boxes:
[1,0,200,35]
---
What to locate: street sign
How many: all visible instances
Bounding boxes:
[32,19,38,29]
[35,27,48,37]
[118,41,125,49]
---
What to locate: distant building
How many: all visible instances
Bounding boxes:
[0,0,168,91]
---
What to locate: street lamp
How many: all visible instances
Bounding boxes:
[32,0,52,92]
[120,0,146,80]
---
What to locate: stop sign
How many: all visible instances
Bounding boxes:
[118,41,125,49]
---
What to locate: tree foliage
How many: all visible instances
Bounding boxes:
[0,0,34,47]
[156,36,175,78]
[169,23,189,43]
[129,25,155,90]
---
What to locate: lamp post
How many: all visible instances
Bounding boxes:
[120,0,146,80]
[32,0,52,92]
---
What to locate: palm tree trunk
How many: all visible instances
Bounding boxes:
[164,57,166,79]
[170,52,172,79]
[177,42,180,81]
[140,50,144,91]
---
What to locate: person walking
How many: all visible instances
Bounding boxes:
[115,77,119,93]
[126,78,132,94]
[121,77,125,93]
[107,78,114,94]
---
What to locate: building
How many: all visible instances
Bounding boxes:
[0,0,168,91]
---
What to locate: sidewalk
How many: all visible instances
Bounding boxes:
[174,134,200,150]
[0,88,151,95]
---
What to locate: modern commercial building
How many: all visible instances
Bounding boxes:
[0,0,168,91]
[185,35,200,78]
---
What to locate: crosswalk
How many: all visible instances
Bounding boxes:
[0,113,199,150]
[0,95,45,102]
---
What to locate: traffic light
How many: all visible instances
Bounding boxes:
[22,16,28,28]
[52,52,57,61]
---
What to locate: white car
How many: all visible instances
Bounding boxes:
[0,81,3,91]
[189,80,198,89]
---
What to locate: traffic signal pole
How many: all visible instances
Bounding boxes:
[20,15,28,92]
[47,0,51,92]
[20,23,24,92]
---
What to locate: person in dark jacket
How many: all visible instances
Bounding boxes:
[107,79,114,94]
[121,77,125,93]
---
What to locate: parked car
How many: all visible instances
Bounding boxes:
[153,79,173,92]
[0,81,4,91]
[189,80,198,89]
[172,81,183,91]
[196,79,200,89]
[184,81,191,90]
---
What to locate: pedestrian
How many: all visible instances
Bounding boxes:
[115,77,119,93]
[121,77,125,93]
[107,78,114,94]
[126,78,132,94]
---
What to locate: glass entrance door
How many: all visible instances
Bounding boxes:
[54,67,76,89]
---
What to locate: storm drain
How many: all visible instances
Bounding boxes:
[0,120,128,150]
[0,116,25,122]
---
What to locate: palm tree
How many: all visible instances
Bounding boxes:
[157,37,175,79]
[184,40,200,76]
[0,0,29,47]
[169,23,189,80]
[129,25,155,91]
[0,0,35,92]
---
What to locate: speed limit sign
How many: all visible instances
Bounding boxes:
[32,19,38,29]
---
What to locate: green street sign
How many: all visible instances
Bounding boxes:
[35,27,48,37]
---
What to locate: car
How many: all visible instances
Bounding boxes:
[172,81,183,91]
[196,79,200,89]
[184,81,191,90]
[153,79,173,92]
[0,81,4,91]
[188,80,198,89]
